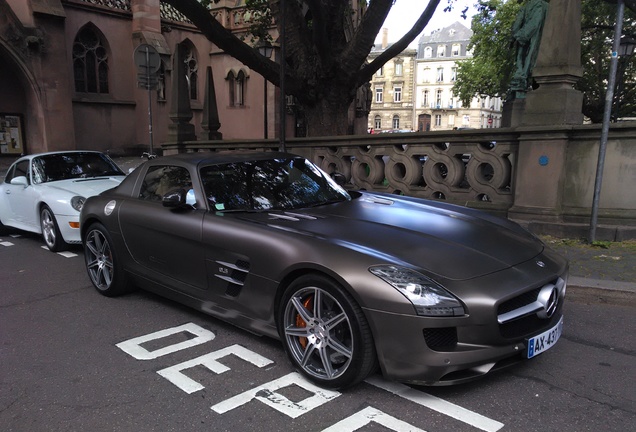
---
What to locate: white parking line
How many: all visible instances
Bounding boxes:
[211,372,340,418]
[322,406,427,432]
[38,246,78,257]
[1,241,14,246]
[365,376,504,432]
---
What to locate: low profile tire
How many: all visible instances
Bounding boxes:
[84,222,131,297]
[40,205,67,252]
[278,274,377,389]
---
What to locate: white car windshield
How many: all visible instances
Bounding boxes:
[31,153,124,184]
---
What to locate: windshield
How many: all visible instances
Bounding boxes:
[200,157,350,212]
[31,152,124,184]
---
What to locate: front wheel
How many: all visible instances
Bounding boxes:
[84,223,132,297]
[278,274,377,389]
[40,205,67,252]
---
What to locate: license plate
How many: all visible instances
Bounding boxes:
[526,317,563,358]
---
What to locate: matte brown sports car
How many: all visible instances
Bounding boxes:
[80,152,568,389]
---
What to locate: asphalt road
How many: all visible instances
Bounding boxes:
[1,231,635,432]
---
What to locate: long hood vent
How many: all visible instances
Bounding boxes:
[267,212,318,222]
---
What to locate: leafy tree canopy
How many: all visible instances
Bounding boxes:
[164,0,466,136]
[453,0,636,123]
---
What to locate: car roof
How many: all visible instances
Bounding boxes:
[16,150,105,161]
[152,151,300,168]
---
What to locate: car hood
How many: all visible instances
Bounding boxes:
[40,177,125,197]
[238,192,543,281]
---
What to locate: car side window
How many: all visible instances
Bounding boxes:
[139,165,193,203]
[5,160,30,184]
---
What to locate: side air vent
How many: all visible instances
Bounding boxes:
[214,260,250,297]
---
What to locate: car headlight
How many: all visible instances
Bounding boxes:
[369,265,465,317]
[71,196,86,212]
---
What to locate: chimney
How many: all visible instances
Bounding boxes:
[382,28,388,49]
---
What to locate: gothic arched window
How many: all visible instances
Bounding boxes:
[73,26,109,94]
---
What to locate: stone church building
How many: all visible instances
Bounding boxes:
[0,0,276,156]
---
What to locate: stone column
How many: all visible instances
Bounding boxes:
[200,66,222,140]
[522,0,584,126]
[167,43,196,148]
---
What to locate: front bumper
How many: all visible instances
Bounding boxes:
[56,214,82,244]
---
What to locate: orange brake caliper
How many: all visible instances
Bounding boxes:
[296,296,313,349]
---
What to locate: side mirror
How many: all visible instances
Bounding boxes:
[330,172,347,186]
[162,189,186,208]
[10,176,29,187]
[162,189,196,208]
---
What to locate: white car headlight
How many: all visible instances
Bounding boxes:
[370,265,465,317]
[71,196,86,212]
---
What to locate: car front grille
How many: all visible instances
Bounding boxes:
[497,278,565,339]
[499,309,562,339]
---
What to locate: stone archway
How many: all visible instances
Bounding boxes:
[0,40,46,155]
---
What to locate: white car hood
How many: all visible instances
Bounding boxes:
[41,176,125,197]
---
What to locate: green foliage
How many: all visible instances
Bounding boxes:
[579,1,636,122]
[454,0,520,106]
[453,0,636,122]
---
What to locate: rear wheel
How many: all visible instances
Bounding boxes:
[84,222,131,296]
[40,205,67,252]
[278,274,377,389]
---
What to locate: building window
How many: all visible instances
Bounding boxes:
[73,26,109,94]
[395,62,403,76]
[374,115,381,129]
[422,89,429,107]
[375,87,383,103]
[157,62,166,101]
[436,89,443,107]
[422,67,430,83]
[424,47,432,58]
[392,115,400,129]
[435,114,442,126]
[376,66,384,77]
[452,44,461,56]
[436,67,444,82]
[226,70,247,107]
[183,44,198,100]
[437,45,446,57]
[393,86,402,103]
[235,70,246,106]
[451,67,458,82]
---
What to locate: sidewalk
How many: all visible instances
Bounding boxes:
[2,154,635,304]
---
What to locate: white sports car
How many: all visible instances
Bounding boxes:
[0,151,126,251]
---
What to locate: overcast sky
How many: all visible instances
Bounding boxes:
[375,0,478,47]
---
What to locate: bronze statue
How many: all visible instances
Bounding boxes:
[509,0,549,96]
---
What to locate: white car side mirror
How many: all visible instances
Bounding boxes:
[10,176,28,187]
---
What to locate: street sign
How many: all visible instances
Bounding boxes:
[134,44,161,73]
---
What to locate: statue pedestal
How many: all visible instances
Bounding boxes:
[502,98,526,128]
[522,78,583,126]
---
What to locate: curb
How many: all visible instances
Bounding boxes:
[567,276,636,307]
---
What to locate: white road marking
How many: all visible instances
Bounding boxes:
[322,406,427,432]
[116,323,215,360]
[211,372,340,418]
[1,241,14,246]
[157,344,274,394]
[57,251,78,258]
[366,376,504,432]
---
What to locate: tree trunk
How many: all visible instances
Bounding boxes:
[303,95,353,137]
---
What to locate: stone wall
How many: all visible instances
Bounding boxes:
[163,124,636,241]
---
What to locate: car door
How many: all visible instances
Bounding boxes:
[118,164,207,295]
[1,159,39,230]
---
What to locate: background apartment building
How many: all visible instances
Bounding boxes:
[369,22,502,133]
